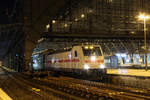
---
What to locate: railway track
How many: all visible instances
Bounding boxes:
[0,73,45,100]
[1,68,80,100]
[18,73,150,100]
[2,67,150,100]
[11,73,86,100]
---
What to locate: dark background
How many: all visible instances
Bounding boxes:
[0,0,15,24]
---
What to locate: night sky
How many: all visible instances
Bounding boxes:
[0,0,16,24]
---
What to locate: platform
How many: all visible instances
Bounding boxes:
[0,88,12,100]
[107,69,150,77]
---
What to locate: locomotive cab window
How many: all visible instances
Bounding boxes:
[82,47,102,56]
[74,51,78,57]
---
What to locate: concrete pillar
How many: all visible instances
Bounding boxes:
[24,0,66,71]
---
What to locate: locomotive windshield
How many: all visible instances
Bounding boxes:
[82,47,102,56]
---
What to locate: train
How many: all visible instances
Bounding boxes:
[31,45,106,76]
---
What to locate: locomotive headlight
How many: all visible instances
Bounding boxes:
[90,46,94,49]
[84,64,90,70]
[91,56,96,62]
[84,46,88,49]
[100,64,105,69]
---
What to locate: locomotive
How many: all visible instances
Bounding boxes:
[32,45,106,76]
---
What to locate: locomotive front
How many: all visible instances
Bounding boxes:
[81,45,106,71]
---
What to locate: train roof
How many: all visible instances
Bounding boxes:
[33,44,101,56]
[47,48,72,55]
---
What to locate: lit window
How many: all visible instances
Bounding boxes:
[64,24,68,27]
[46,24,50,29]
[81,14,85,18]
[52,20,56,24]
